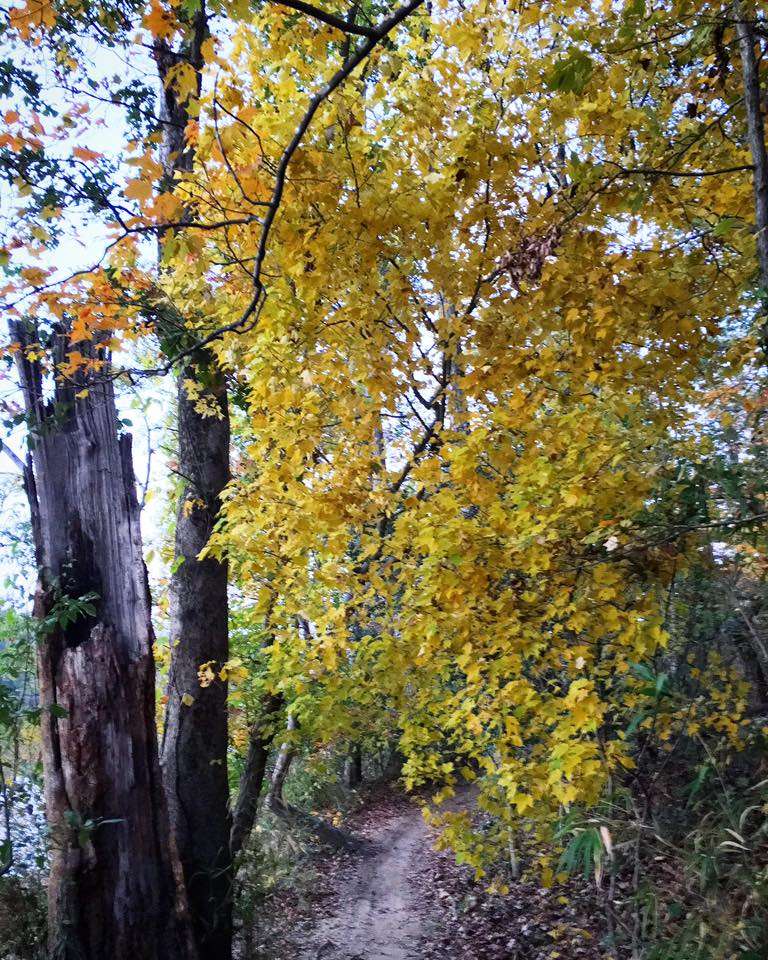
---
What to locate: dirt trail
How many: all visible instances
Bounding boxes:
[303,801,432,960]
[269,786,607,960]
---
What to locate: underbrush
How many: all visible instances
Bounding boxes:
[551,743,768,958]
[235,818,325,959]
[0,875,46,960]
[233,750,370,956]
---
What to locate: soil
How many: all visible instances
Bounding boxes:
[245,788,612,960]
[301,800,431,960]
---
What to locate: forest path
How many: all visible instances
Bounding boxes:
[256,785,608,960]
[302,798,434,960]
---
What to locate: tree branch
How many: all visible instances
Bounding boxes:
[270,0,378,37]
[0,438,26,474]
[604,161,755,179]
[133,0,426,376]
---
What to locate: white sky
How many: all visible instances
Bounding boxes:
[0,31,175,606]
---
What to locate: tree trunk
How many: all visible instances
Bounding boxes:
[230,694,283,858]
[735,4,768,337]
[264,717,358,850]
[12,322,194,960]
[229,734,270,859]
[344,745,363,789]
[265,714,297,814]
[154,9,234,955]
[161,360,232,960]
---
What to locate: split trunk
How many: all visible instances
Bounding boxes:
[13,323,194,960]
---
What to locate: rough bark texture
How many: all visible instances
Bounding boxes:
[161,361,232,960]
[13,323,193,960]
[230,734,270,860]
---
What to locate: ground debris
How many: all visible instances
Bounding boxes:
[239,788,614,960]
[414,838,614,960]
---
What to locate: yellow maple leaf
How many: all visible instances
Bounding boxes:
[69,313,92,342]
[164,61,198,105]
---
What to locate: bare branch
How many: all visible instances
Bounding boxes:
[0,438,27,474]
[249,0,426,315]
[604,160,755,179]
[270,0,378,37]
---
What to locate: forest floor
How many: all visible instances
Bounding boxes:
[245,787,614,960]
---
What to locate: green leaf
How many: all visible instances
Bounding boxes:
[713,217,742,237]
[546,51,594,94]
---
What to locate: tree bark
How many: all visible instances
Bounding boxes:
[735,4,768,333]
[344,745,363,789]
[265,714,297,814]
[12,322,194,960]
[154,8,234,956]
[229,734,270,860]
[264,716,358,850]
[161,361,232,960]
[230,694,283,858]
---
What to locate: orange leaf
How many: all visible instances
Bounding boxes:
[125,177,153,203]
[20,266,49,286]
[73,146,102,162]
[9,0,56,39]
[143,0,177,40]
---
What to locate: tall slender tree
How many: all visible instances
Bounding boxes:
[735,2,768,316]
[154,8,233,956]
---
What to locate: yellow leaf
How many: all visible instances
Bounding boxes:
[200,37,217,62]
[164,61,198,105]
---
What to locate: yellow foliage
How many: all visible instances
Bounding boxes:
[150,0,762,853]
[10,0,759,871]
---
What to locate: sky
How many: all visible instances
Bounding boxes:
[0,24,176,605]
